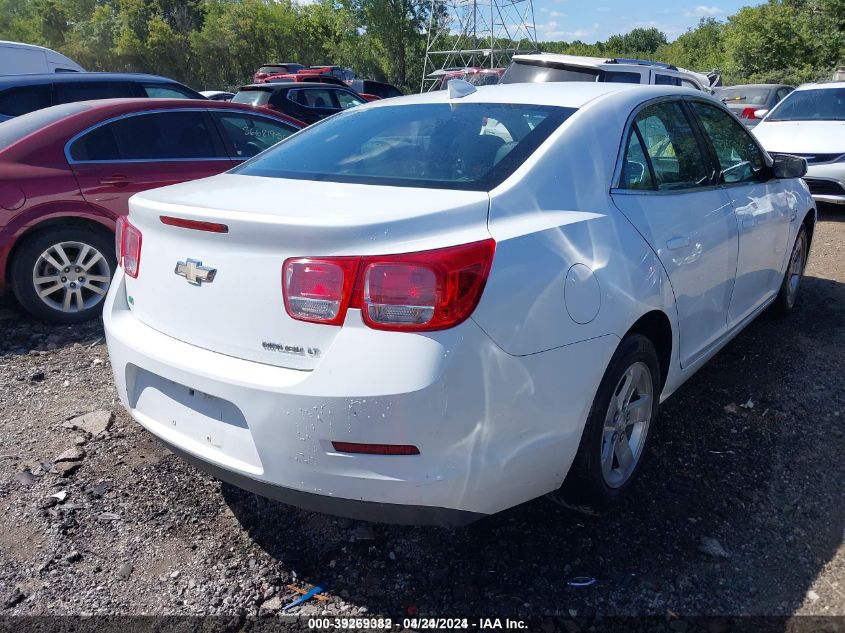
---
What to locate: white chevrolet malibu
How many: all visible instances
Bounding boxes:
[104,82,815,526]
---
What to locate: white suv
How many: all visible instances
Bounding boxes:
[500,53,713,92]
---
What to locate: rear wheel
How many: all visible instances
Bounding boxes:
[549,333,660,514]
[771,225,808,316]
[12,227,115,324]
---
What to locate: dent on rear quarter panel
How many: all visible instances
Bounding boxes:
[472,97,677,357]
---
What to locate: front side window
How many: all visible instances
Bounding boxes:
[335,90,364,109]
[142,83,196,99]
[54,81,137,104]
[0,85,52,117]
[690,101,765,184]
[633,101,710,190]
[232,89,272,107]
[214,112,297,158]
[233,103,574,191]
[69,111,220,162]
[768,88,845,121]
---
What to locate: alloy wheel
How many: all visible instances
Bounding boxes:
[31,241,111,314]
[786,231,807,308]
[600,361,654,488]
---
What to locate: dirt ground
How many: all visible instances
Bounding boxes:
[0,207,843,622]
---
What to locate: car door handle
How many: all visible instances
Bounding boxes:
[99,176,132,187]
[666,236,691,250]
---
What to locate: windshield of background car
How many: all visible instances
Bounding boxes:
[0,102,92,151]
[717,87,772,105]
[501,61,600,84]
[233,103,575,191]
[768,88,845,121]
[232,89,272,107]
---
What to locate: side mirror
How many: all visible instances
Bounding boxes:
[772,153,808,179]
[754,109,769,119]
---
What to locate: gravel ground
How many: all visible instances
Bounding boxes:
[0,209,843,620]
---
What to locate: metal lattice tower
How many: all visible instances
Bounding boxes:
[421,0,538,92]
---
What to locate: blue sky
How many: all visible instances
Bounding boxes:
[533,1,765,43]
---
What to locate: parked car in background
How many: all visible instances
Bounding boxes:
[0,99,303,323]
[232,82,366,124]
[715,84,793,128]
[0,40,84,74]
[347,79,403,99]
[310,65,355,82]
[465,68,504,87]
[103,82,814,526]
[0,72,205,123]
[267,74,381,102]
[253,63,306,83]
[753,82,845,206]
[200,90,235,101]
[500,54,713,92]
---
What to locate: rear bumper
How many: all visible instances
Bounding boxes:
[104,269,618,524]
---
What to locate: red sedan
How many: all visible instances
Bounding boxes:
[0,99,303,323]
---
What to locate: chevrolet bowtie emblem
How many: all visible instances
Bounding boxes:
[175,258,216,285]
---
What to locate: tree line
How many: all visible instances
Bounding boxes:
[0,0,842,92]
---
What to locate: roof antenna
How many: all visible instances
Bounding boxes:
[448,79,476,99]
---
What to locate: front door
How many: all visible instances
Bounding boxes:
[688,100,792,326]
[67,109,229,217]
[611,99,739,367]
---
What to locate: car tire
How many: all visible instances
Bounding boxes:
[548,333,661,515]
[771,225,808,317]
[11,226,116,324]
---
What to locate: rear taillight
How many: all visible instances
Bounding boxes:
[115,216,142,278]
[282,239,495,332]
[740,107,758,119]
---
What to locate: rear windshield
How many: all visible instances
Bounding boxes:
[233,102,575,191]
[501,61,600,84]
[232,89,272,106]
[259,65,302,74]
[717,87,772,105]
[767,88,845,121]
[0,102,92,151]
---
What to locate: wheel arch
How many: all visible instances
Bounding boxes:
[4,215,115,292]
[624,309,673,391]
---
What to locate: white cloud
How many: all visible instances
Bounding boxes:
[684,5,723,17]
[595,6,611,12]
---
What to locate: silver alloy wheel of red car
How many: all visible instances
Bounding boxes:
[31,240,112,313]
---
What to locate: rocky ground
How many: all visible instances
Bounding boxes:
[0,209,843,623]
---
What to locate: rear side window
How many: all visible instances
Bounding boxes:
[0,85,52,117]
[690,101,765,184]
[655,74,682,87]
[141,83,197,99]
[213,112,298,158]
[54,81,137,104]
[69,111,221,161]
[620,129,654,190]
[632,101,710,190]
[233,102,575,191]
[500,61,599,84]
[603,71,641,84]
[289,88,337,109]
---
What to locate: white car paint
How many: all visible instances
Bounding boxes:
[104,82,815,525]
[753,82,845,205]
[0,41,85,74]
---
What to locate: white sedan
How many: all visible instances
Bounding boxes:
[104,81,815,526]
[752,81,845,206]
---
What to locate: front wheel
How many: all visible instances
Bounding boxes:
[771,225,808,316]
[549,333,661,514]
[12,227,116,324]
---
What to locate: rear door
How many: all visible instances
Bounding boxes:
[611,99,739,367]
[210,111,300,162]
[67,109,229,217]
[688,100,792,325]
